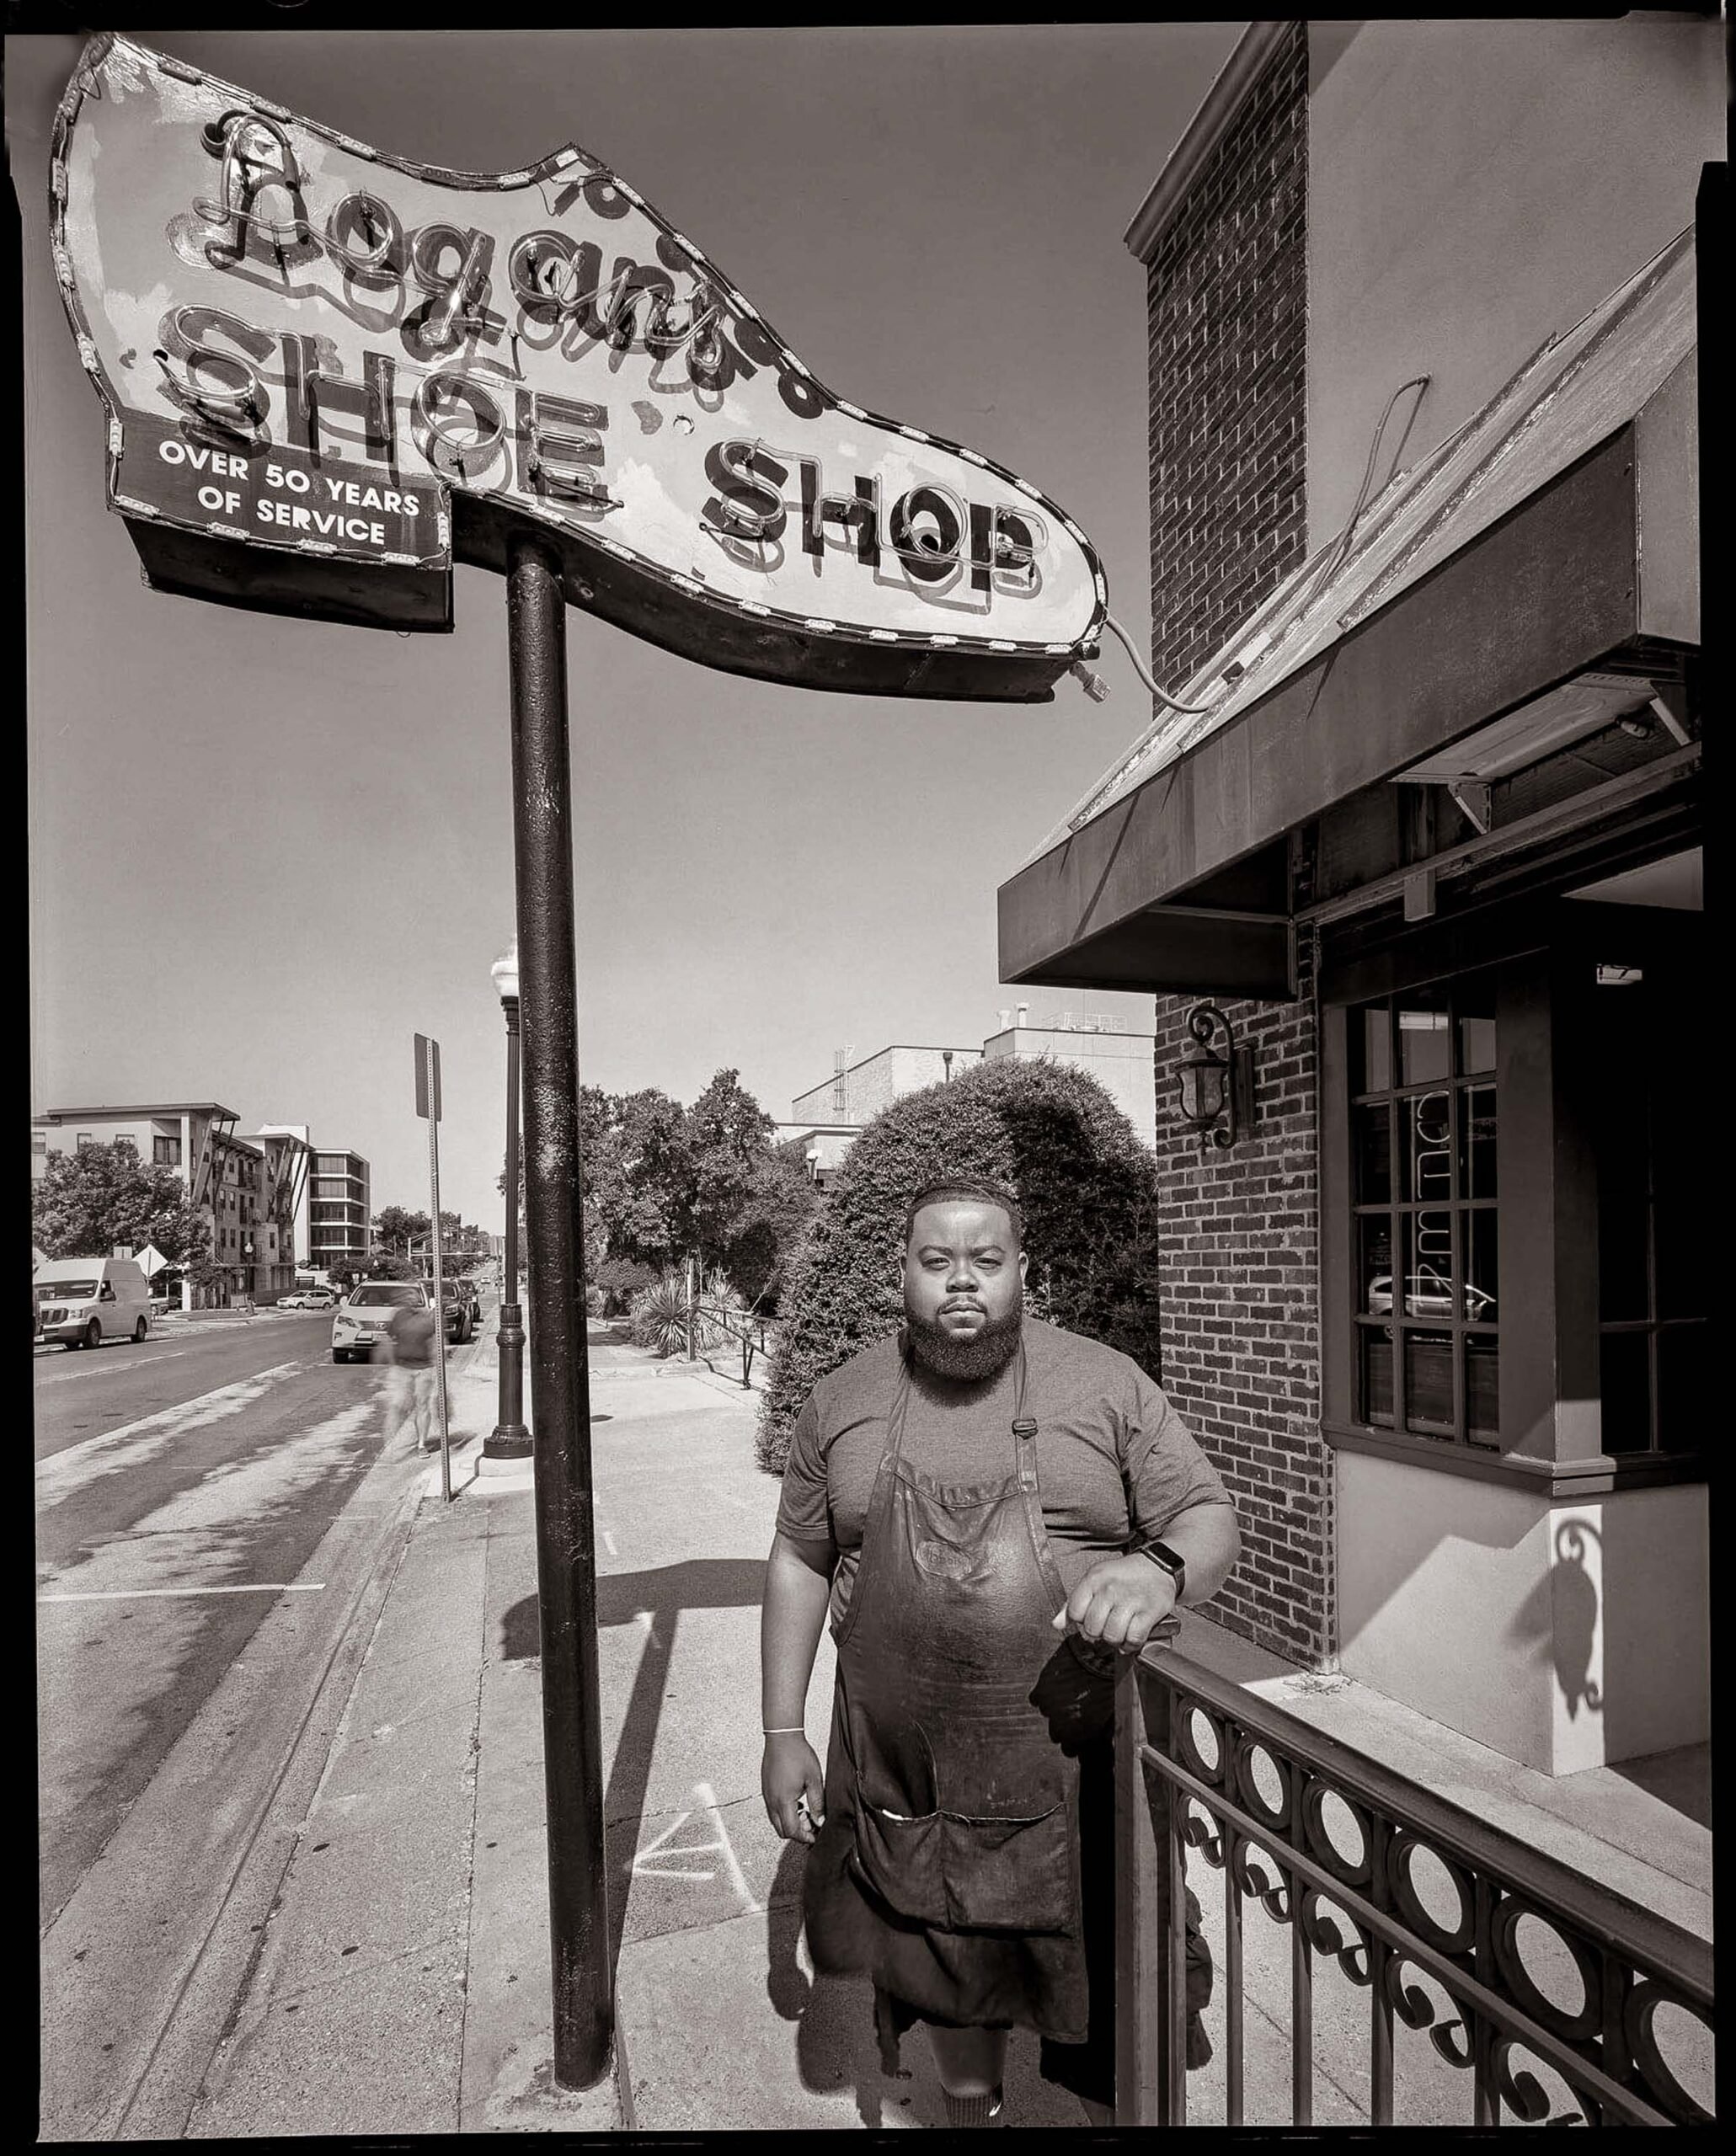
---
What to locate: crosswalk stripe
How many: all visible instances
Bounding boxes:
[35,1360,315,1489]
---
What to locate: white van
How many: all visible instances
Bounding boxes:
[34,1256,153,1348]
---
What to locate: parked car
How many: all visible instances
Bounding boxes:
[34,1255,152,1348]
[280,1287,338,1310]
[433,1276,473,1344]
[1367,1271,1497,1321]
[332,1278,470,1363]
[332,1279,431,1364]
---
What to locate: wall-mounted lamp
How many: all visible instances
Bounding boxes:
[1174,1003,1255,1150]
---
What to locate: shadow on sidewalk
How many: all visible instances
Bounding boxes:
[501,1558,890,2121]
[501,1559,766,1983]
[765,1841,893,2126]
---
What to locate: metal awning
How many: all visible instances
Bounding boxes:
[998,229,1699,997]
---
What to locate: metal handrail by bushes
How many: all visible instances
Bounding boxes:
[1113,1647,1712,2127]
[695,1298,777,1385]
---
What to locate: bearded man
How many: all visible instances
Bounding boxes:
[760,1176,1239,2126]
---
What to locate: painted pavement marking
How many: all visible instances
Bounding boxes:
[35,1360,319,1493]
[629,1780,761,1913]
[38,1583,326,1604]
[34,1348,195,1383]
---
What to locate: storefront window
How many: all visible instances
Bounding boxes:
[1590,961,1704,1454]
[1351,974,1499,1447]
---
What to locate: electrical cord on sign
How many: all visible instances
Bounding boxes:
[1069,613,1216,713]
[1066,373,1431,717]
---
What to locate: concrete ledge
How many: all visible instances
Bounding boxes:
[1167,1612,1712,1940]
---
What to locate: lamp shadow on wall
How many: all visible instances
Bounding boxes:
[1502,1508,1709,1811]
[1504,1515,1602,1726]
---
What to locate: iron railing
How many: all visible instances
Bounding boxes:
[1113,1647,1713,2127]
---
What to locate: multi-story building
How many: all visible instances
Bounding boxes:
[982,1006,1156,1147]
[997,19,1716,1774]
[244,1123,313,1267]
[781,1008,1158,1186]
[308,1148,371,1275]
[33,1103,318,1300]
[30,1100,300,1302]
[789,1044,983,1129]
[770,1123,862,1193]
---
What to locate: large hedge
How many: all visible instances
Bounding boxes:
[755,1055,1163,1472]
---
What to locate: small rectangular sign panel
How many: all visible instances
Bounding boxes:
[414,1033,442,1123]
[119,411,441,566]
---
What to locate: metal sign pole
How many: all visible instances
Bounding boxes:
[425,1038,452,1504]
[505,526,612,2090]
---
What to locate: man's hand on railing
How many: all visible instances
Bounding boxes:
[1052,1553,1179,1655]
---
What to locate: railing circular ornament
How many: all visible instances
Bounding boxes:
[1623,1981,1716,2126]
[1231,1734,1292,1833]
[1174,1696,1225,1785]
[1298,1885,1374,1985]
[1383,1951,1474,2068]
[1489,2036,1598,2126]
[1386,1831,1476,1956]
[1178,1793,1226,1870]
[1230,1833,1294,1924]
[1488,1894,1602,2044]
[1299,1774,1373,1889]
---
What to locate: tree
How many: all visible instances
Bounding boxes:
[683,1068,777,1260]
[33,1142,213,1271]
[333,1249,413,1286]
[601,1087,691,1267]
[753,1057,1162,1473]
[717,1145,819,1310]
[489,1070,812,1311]
[373,1206,428,1258]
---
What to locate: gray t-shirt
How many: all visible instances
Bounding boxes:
[775,1315,1233,1630]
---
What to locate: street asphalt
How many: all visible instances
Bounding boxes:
[35,1305,476,2137]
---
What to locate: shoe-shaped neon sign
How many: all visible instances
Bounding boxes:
[51,35,1108,700]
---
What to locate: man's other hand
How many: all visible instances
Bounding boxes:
[762,1733,826,1844]
[1052,1554,1178,1654]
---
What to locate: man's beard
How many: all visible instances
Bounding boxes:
[905,1300,1024,1382]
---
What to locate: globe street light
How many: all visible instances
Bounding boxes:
[488,944,533,1456]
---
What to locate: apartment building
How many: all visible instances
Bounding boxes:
[308,1148,371,1274]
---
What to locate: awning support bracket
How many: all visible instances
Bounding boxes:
[1445,780,1492,835]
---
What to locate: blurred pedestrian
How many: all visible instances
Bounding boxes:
[375,1290,439,1450]
[760,1177,1237,2125]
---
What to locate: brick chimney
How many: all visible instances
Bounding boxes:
[1138,22,1309,697]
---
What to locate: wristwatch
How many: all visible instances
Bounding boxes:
[1134,1538,1187,1601]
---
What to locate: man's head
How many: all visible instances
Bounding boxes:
[900,1177,1027,1381]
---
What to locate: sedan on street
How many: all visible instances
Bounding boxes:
[332,1280,431,1364]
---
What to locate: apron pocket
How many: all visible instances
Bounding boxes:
[941,1804,1074,1934]
[852,1801,946,1924]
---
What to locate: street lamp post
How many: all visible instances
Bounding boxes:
[488,945,533,1457]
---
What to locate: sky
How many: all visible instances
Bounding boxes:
[15,22,1245,1230]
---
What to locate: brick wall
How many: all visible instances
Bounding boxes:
[1146,21,1308,696]
[1151,932,1332,1665]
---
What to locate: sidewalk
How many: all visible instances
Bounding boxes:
[184,1321,1712,2134]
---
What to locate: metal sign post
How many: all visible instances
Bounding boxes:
[414,1032,453,1504]
[506,530,612,2089]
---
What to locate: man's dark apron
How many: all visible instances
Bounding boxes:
[801,1341,1098,2052]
